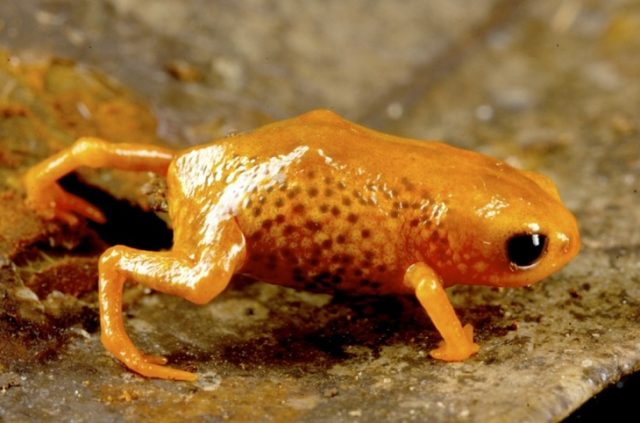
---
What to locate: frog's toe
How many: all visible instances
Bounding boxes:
[142,354,168,365]
[430,343,479,361]
[133,362,197,381]
[55,189,106,223]
[462,323,475,343]
[53,209,80,226]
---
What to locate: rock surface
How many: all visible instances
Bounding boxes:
[0,0,639,421]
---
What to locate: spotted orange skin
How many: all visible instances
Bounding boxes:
[23,109,580,380]
[169,110,579,293]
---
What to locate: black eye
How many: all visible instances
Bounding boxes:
[507,233,548,268]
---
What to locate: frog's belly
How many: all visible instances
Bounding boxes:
[240,233,407,294]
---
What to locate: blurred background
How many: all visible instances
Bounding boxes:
[0,1,639,421]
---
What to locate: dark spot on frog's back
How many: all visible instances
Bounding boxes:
[287,186,301,199]
[283,225,296,236]
[305,220,322,232]
[307,186,319,197]
[248,231,262,242]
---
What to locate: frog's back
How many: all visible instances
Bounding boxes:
[217,110,497,180]
[172,109,529,201]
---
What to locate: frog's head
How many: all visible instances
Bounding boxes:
[434,167,580,288]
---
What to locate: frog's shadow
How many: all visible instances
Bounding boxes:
[224,293,426,366]
[165,286,506,371]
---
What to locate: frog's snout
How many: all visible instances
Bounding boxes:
[559,232,576,255]
[552,215,581,266]
[561,228,580,259]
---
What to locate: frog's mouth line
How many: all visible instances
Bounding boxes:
[60,173,173,251]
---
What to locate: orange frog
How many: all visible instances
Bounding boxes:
[24,110,580,381]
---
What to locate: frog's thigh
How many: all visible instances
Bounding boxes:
[404,262,479,361]
[98,220,246,380]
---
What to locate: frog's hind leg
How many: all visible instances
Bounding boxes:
[24,137,175,224]
[99,220,246,381]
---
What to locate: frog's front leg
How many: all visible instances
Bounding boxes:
[99,220,246,381]
[404,263,479,361]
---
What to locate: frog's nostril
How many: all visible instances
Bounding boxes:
[557,231,577,256]
[569,235,581,257]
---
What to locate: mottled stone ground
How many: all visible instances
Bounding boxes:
[0,1,639,421]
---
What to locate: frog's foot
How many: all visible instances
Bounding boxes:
[429,324,479,362]
[125,356,197,381]
[102,335,196,381]
[405,263,480,363]
[25,179,105,225]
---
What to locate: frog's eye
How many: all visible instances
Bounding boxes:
[507,233,548,269]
